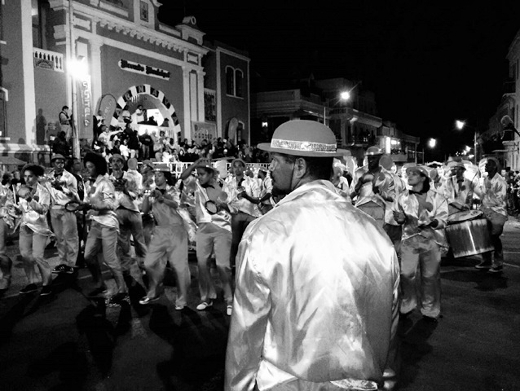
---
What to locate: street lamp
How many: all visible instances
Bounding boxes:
[323,90,350,126]
[455,119,478,164]
[423,138,436,163]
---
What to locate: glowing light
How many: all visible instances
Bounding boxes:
[340,91,351,101]
[428,138,436,148]
[455,120,465,130]
[69,58,88,79]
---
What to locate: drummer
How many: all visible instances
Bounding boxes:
[473,157,508,273]
[350,146,392,226]
[393,165,448,321]
[45,154,79,275]
[445,160,474,216]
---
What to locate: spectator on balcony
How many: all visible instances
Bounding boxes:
[58,106,72,145]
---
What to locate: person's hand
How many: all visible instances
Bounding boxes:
[153,190,164,203]
[393,210,406,224]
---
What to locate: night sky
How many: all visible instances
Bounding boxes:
[158,1,520,159]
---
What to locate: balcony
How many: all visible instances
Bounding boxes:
[33,48,64,72]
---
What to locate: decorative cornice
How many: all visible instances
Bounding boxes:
[68,2,207,56]
[216,46,250,63]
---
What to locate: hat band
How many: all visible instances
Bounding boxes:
[271,138,337,153]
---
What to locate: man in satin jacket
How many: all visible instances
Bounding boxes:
[225,120,400,391]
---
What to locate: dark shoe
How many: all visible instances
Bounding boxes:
[139,295,160,305]
[489,265,504,273]
[422,315,439,323]
[20,284,38,294]
[40,285,53,296]
[475,261,492,270]
[87,287,108,297]
[52,264,75,274]
[52,264,65,274]
[106,293,130,307]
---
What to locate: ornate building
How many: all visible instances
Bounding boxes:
[0,0,250,164]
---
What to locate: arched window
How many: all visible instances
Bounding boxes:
[226,66,235,96]
[225,66,244,98]
[235,69,243,97]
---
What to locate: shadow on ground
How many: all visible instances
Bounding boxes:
[149,304,229,391]
[397,316,438,389]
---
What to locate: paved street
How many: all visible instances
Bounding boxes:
[1,220,520,390]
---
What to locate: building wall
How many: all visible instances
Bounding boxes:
[2,0,29,144]
[101,44,184,117]
[1,0,249,159]
[219,51,249,143]
[33,66,67,143]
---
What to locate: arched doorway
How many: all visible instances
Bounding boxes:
[110,84,181,141]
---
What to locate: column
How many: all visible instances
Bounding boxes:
[197,70,205,122]
[90,38,103,114]
[182,66,191,141]
[21,0,36,145]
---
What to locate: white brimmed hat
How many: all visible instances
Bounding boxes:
[257,120,348,157]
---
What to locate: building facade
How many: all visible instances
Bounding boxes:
[483,27,520,170]
[0,0,249,163]
[251,77,419,166]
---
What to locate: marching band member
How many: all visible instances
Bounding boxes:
[393,165,448,321]
[181,158,234,316]
[139,164,190,309]
[16,165,54,296]
[224,158,261,271]
[350,147,392,227]
[0,172,15,294]
[379,154,406,253]
[473,157,508,273]
[46,154,79,275]
[109,154,147,275]
[331,160,350,200]
[226,121,399,390]
[445,160,474,215]
[81,152,127,305]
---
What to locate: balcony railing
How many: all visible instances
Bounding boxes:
[33,48,64,72]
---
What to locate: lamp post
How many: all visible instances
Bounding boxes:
[323,91,350,126]
[455,120,478,164]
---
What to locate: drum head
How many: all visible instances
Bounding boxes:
[205,200,218,215]
[65,202,80,212]
[448,209,483,223]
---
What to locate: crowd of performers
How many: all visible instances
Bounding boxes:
[0,153,274,313]
[347,149,507,321]
[0,144,508,316]
[0,119,509,390]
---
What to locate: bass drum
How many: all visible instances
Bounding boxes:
[445,217,494,258]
